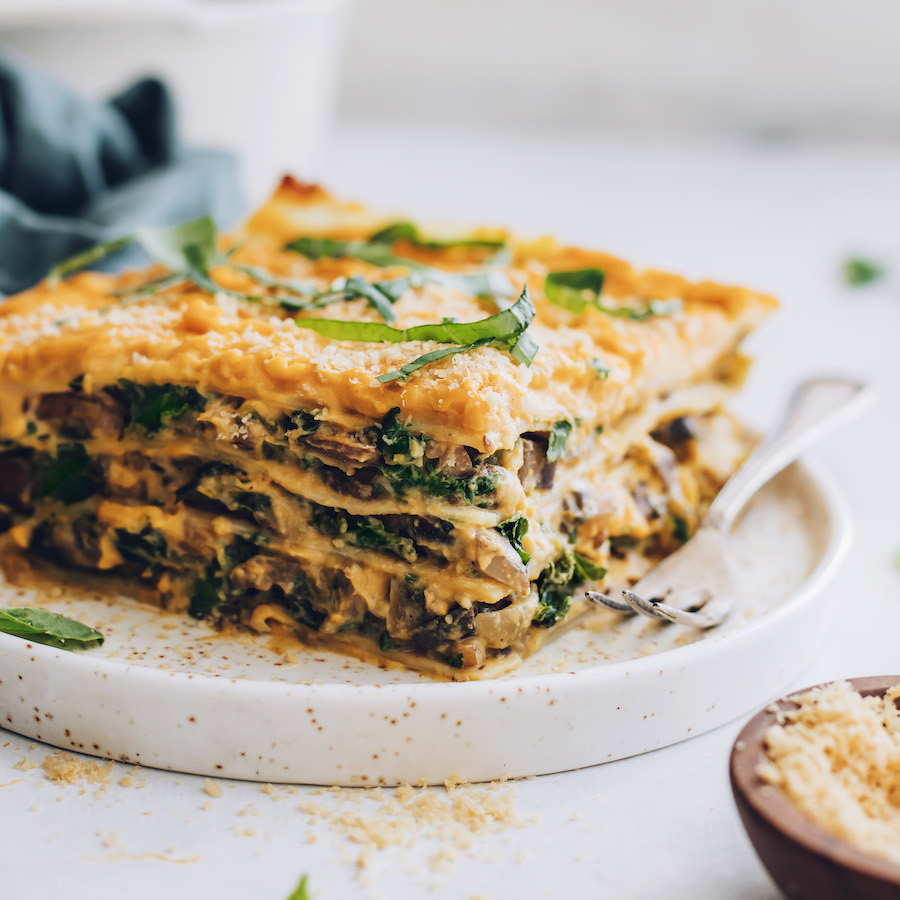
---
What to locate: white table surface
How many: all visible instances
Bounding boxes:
[3,119,899,900]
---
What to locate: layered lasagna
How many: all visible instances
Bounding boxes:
[0,178,776,679]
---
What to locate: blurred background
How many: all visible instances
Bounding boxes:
[3,0,900,200]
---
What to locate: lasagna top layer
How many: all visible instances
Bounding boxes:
[0,178,776,452]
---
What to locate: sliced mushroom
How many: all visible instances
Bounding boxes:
[229,554,304,594]
[425,443,475,478]
[386,578,424,640]
[0,450,33,510]
[650,415,696,462]
[518,437,557,490]
[411,605,476,650]
[302,431,379,468]
[475,531,530,594]
[474,599,535,649]
[447,636,485,670]
[318,466,378,501]
[35,392,125,439]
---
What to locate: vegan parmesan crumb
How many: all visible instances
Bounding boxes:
[40,751,113,785]
[760,680,900,864]
[299,779,527,865]
[204,778,224,798]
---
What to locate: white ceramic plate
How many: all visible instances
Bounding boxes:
[0,460,848,786]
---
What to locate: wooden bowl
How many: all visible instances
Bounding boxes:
[730,676,900,900]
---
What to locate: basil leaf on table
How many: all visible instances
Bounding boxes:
[0,607,104,651]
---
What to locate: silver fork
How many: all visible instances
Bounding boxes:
[587,376,873,628]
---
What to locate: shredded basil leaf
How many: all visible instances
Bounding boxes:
[232,265,320,298]
[48,217,221,285]
[545,268,606,313]
[547,420,573,462]
[369,220,508,253]
[293,285,538,382]
[545,268,681,320]
[0,607,104,651]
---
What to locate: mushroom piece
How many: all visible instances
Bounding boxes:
[229,554,304,594]
[447,637,485,670]
[425,443,475,478]
[518,437,557,490]
[475,531,530,594]
[35,392,125,439]
[302,432,379,468]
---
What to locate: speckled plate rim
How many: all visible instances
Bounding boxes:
[0,459,852,785]
[730,675,900,888]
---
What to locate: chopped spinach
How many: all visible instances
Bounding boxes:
[68,374,85,393]
[189,562,225,619]
[291,410,321,435]
[280,572,327,631]
[672,516,690,544]
[373,408,426,463]
[0,607,104,651]
[379,631,400,652]
[381,462,498,505]
[116,379,205,434]
[533,553,577,627]
[448,653,465,669]
[114,525,168,570]
[310,505,417,563]
[533,547,606,627]
[497,515,531,565]
[547,421,573,462]
[37,443,100,505]
[573,551,607,582]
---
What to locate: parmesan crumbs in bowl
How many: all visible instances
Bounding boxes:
[730,677,900,900]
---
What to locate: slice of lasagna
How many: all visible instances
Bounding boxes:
[0,178,776,679]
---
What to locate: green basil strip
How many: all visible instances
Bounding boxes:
[547,420,573,461]
[0,607,104,651]
[369,220,508,253]
[133,217,219,273]
[545,267,682,320]
[286,229,515,297]
[48,216,221,284]
[232,265,320,298]
[286,236,410,268]
[48,236,133,284]
[377,341,486,383]
[296,286,537,380]
[544,268,606,313]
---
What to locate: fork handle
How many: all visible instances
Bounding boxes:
[704,376,874,532]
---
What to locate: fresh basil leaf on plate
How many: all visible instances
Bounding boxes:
[0,607,104,651]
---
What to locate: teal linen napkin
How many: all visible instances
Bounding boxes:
[0,53,245,295]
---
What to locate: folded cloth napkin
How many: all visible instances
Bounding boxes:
[0,52,245,295]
